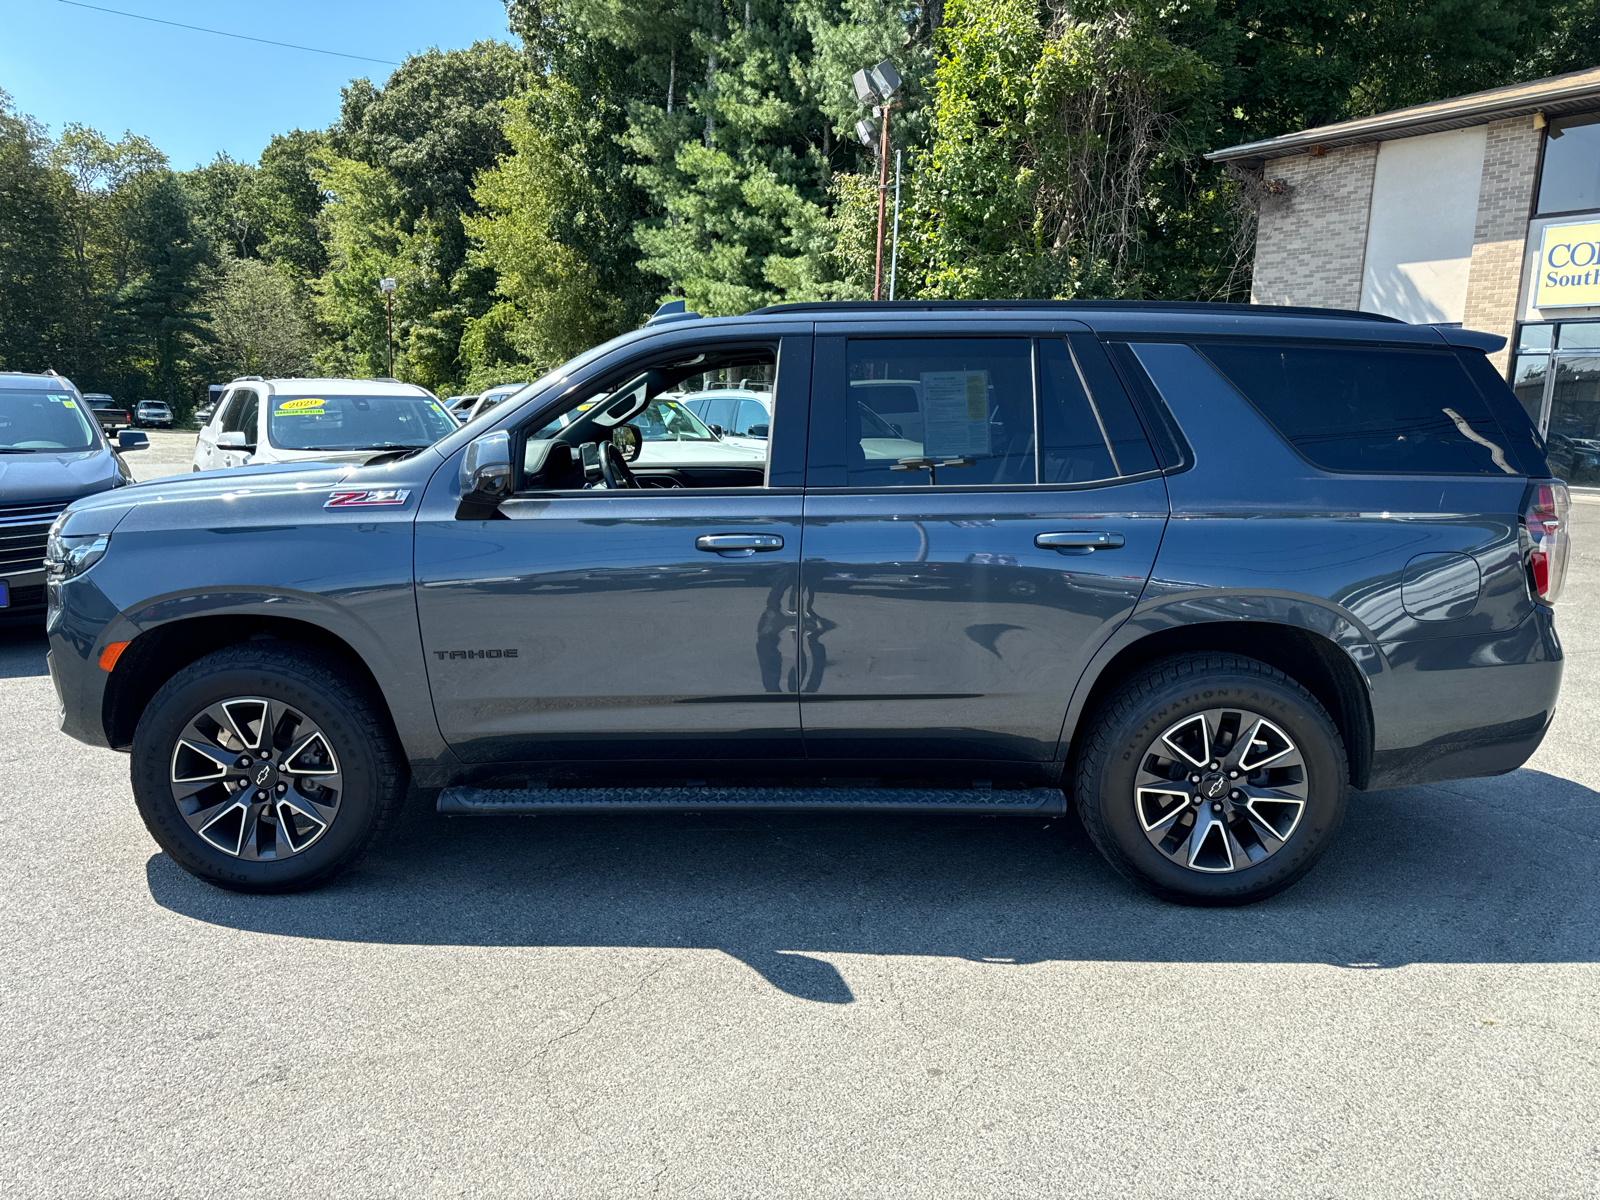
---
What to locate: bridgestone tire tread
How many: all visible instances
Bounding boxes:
[1073,652,1348,906]
[131,642,407,893]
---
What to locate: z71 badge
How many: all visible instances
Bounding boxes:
[325,488,411,508]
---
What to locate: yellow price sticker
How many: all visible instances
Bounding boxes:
[277,398,325,413]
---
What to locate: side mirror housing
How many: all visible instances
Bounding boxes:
[215,431,247,449]
[116,430,149,451]
[747,424,769,439]
[460,430,514,506]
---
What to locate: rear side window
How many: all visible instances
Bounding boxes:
[1037,339,1158,481]
[1200,343,1519,475]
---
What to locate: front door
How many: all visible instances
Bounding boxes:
[414,335,809,766]
[798,332,1170,762]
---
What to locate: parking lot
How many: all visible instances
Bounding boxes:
[0,478,1595,1196]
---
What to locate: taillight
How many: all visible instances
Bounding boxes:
[1522,479,1571,604]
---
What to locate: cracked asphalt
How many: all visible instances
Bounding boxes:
[0,476,1596,1197]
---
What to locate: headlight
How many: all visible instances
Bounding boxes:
[45,528,111,581]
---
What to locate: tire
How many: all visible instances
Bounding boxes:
[1074,652,1348,906]
[131,642,406,893]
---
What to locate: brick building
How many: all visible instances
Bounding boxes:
[1209,67,1600,488]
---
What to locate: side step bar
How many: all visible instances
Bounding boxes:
[437,785,1066,816]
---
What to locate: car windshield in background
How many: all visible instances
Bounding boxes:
[634,397,715,441]
[0,391,98,451]
[266,393,456,451]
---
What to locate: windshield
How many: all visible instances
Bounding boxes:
[266,393,456,451]
[0,390,98,452]
[634,397,715,441]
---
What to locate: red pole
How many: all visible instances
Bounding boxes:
[873,103,894,301]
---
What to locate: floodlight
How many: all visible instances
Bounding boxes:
[868,60,902,99]
[855,119,878,151]
[853,68,877,105]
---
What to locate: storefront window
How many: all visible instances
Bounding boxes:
[1546,355,1600,486]
[1511,354,1549,426]
[1536,113,1600,215]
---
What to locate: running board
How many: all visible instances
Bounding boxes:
[437,784,1066,816]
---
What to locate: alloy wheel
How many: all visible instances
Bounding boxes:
[1132,707,1308,873]
[168,696,342,860]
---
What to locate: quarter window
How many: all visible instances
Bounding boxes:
[1536,113,1600,215]
[1201,343,1517,475]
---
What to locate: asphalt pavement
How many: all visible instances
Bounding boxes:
[0,486,1596,1197]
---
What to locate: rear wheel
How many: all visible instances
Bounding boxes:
[1074,653,1348,906]
[131,643,405,893]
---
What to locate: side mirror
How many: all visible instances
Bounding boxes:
[215,431,247,449]
[747,424,769,439]
[611,424,643,463]
[460,430,514,503]
[709,425,724,437]
[117,430,149,451]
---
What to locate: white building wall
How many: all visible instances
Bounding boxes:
[1358,127,1486,323]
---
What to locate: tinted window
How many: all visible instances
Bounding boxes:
[1201,343,1518,475]
[1537,114,1600,214]
[844,339,1034,485]
[732,399,769,436]
[701,397,737,431]
[1038,340,1157,481]
[224,390,260,447]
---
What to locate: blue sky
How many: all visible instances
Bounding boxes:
[2,0,515,168]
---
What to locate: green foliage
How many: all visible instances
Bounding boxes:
[201,255,312,381]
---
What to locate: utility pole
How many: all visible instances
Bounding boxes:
[890,149,902,302]
[378,276,397,377]
[851,60,903,303]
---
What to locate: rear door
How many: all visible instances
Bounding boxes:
[798,328,1170,763]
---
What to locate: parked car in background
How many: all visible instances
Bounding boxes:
[192,377,457,472]
[445,394,477,423]
[532,392,767,468]
[0,370,145,621]
[194,401,216,424]
[83,394,131,434]
[680,387,773,454]
[466,382,527,422]
[134,400,173,428]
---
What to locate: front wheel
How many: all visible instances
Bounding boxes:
[131,643,406,893]
[1074,653,1348,906]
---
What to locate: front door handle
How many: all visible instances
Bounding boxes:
[696,533,785,557]
[1035,531,1126,553]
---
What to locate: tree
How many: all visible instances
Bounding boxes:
[202,255,312,380]
[0,91,74,372]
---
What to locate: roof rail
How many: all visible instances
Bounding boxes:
[231,375,265,382]
[746,299,1404,323]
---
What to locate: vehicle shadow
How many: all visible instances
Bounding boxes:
[0,624,49,679]
[147,769,1600,1001]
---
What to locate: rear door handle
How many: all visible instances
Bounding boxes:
[1035,531,1126,553]
[696,533,785,557]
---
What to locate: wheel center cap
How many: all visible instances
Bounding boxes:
[250,761,279,791]
[1201,772,1229,799]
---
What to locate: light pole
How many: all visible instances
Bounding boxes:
[378,275,397,377]
[852,60,902,302]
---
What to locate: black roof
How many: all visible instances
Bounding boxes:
[748,299,1401,324]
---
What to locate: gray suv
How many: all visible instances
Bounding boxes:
[45,301,1568,904]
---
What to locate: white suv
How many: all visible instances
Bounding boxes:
[678,387,773,455]
[193,377,455,472]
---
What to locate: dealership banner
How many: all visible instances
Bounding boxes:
[1536,220,1600,308]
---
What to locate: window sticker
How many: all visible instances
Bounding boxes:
[277,397,325,414]
[920,370,991,458]
[49,395,78,408]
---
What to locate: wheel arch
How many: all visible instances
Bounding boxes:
[103,616,397,753]
[1066,620,1376,790]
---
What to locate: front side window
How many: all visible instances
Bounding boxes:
[517,343,777,490]
[267,393,455,451]
[0,390,98,451]
[222,389,260,447]
[1537,113,1600,215]
[1201,343,1517,475]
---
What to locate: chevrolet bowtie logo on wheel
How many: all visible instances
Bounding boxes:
[433,649,519,660]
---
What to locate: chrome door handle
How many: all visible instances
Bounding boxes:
[695,533,785,557]
[1035,531,1126,553]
